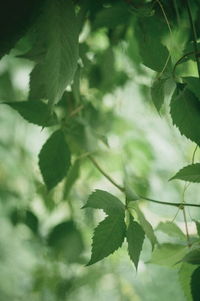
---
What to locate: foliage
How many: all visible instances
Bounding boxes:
[1,0,200,300]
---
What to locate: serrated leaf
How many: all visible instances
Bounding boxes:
[191,266,200,301]
[179,263,196,301]
[134,204,157,249]
[182,248,200,265]
[127,218,145,269]
[29,0,79,105]
[183,77,200,100]
[39,129,71,190]
[157,221,185,240]
[3,101,57,127]
[170,88,200,146]
[150,243,187,266]
[151,77,166,112]
[82,190,125,216]
[170,163,200,182]
[87,215,126,265]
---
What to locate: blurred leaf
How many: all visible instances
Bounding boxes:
[29,0,79,105]
[170,89,200,146]
[3,100,58,127]
[150,244,187,266]
[183,77,200,100]
[87,214,126,265]
[24,210,39,234]
[182,248,200,265]
[191,266,200,301]
[151,77,167,112]
[179,263,196,301]
[127,217,145,269]
[134,204,157,249]
[39,129,71,190]
[156,222,186,240]
[170,163,200,182]
[195,221,200,238]
[83,189,125,216]
[48,220,84,262]
[63,159,80,199]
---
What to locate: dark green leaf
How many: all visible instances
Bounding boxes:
[195,221,200,237]
[3,100,57,127]
[151,78,166,112]
[24,210,39,234]
[191,266,200,301]
[156,221,186,240]
[39,130,71,190]
[29,0,79,105]
[182,248,200,265]
[82,189,125,216]
[127,218,145,269]
[170,163,200,182]
[48,220,84,262]
[170,89,200,146]
[183,77,200,100]
[87,215,126,265]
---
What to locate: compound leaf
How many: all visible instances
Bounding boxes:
[39,129,71,190]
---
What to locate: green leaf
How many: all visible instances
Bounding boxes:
[82,190,125,216]
[195,221,200,237]
[127,217,145,269]
[156,221,186,240]
[151,77,166,112]
[170,163,200,182]
[3,100,57,127]
[39,130,71,190]
[134,204,157,249]
[150,243,187,266]
[191,266,200,301]
[170,88,200,146]
[182,248,200,265]
[29,0,79,105]
[63,159,80,199]
[48,220,84,262]
[87,215,126,266]
[179,263,196,301]
[183,77,200,100]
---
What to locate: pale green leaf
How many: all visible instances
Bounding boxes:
[29,0,79,105]
[179,263,196,301]
[3,100,57,127]
[82,190,125,216]
[127,217,145,269]
[39,129,71,190]
[87,215,126,265]
[150,243,187,266]
[157,221,185,240]
[170,88,200,146]
[170,163,200,183]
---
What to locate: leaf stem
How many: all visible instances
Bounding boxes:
[89,155,200,208]
[185,0,200,78]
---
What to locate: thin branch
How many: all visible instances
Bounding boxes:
[185,0,200,78]
[88,155,125,192]
[89,155,200,208]
[182,207,191,247]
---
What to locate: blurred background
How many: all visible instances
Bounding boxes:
[0,3,199,300]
